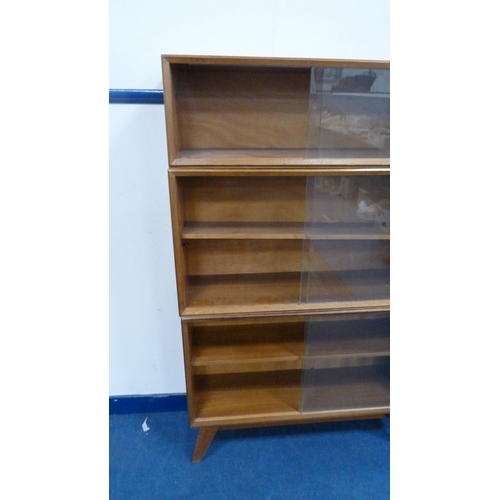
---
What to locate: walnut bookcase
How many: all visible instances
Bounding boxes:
[161,55,390,462]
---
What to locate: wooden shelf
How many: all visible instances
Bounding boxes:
[182,222,305,240]
[184,269,389,312]
[177,148,308,159]
[303,352,389,370]
[182,221,389,240]
[192,346,303,374]
[194,371,302,423]
[163,55,390,461]
[186,273,302,308]
[182,299,390,318]
[193,387,302,424]
[305,223,389,240]
[191,324,304,375]
[305,335,389,358]
[193,362,390,422]
[176,149,389,159]
[304,329,390,369]
[172,148,389,166]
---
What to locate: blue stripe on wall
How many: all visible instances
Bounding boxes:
[109,89,164,104]
[110,394,187,414]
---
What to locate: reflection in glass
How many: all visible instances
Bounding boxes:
[307,67,390,158]
[301,314,390,413]
[300,175,390,304]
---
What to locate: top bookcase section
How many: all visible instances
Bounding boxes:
[161,56,390,167]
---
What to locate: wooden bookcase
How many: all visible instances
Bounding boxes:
[161,55,390,462]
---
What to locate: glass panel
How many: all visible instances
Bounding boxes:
[300,174,390,303]
[301,313,390,413]
[307,66,390,158]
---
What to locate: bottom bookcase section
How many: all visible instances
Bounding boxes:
[184,312,390,426]
[300,358,390,413]
[193,370,302,423]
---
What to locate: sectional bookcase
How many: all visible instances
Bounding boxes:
[161,55,390,462]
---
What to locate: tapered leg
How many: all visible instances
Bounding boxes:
[192,426,218,463]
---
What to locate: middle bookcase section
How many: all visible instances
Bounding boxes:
[169,172,389,316]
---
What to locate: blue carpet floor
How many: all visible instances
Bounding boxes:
[110,411,390,499]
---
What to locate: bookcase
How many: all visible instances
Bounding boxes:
[161,55,390,462]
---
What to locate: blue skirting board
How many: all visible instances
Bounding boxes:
[109,394,187,414]
[109,89,164,104]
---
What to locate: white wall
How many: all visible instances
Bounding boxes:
[109,0,390,396]
[109,104,184,395]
